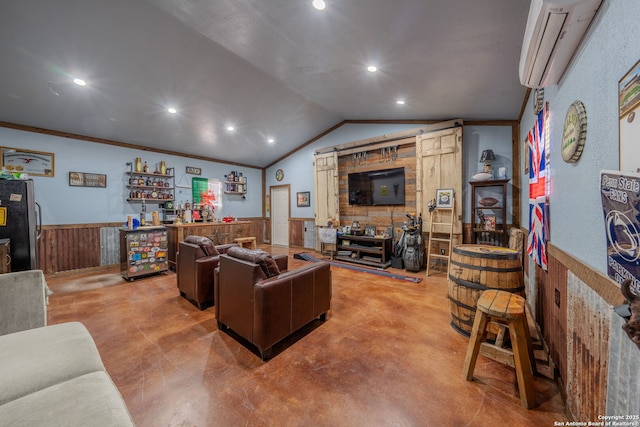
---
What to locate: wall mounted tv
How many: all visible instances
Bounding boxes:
[348,167,405,206]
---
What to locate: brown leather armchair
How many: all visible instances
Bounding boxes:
[215,247,331,359]
[176,236,237,310]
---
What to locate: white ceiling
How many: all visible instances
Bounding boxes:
[0,0,530,168]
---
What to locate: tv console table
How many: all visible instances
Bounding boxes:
[335,234,392,268]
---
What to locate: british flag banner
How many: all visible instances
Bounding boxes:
[527,105,549,270]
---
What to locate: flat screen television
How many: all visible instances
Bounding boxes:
[348,167,405,206]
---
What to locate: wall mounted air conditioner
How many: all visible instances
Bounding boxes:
[519,0,603,88]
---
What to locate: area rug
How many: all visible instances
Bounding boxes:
[294,252,423,283]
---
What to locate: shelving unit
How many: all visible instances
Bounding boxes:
[224,170,247,197]
[126,168,175,202]
[470,179,509,247]
[125,163,175,222]
[335,234,392,268]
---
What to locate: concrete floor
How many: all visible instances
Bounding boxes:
[45,246,567,426]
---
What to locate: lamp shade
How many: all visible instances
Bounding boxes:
[480,149,496,162]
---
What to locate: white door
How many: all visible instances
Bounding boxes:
[271,185,290,246]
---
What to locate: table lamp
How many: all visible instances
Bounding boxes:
[480,149,496,173]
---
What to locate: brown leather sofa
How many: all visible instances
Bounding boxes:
[215,247,331,359]
[176,236,237,310]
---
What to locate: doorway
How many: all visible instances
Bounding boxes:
[270,185,290,246]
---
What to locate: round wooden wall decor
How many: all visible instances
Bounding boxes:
[561,100,587,163]
[275,168,284,181]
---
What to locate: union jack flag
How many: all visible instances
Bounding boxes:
[527,106,548,270]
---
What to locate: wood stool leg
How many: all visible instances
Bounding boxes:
[463,311,489,381]
[509,316,536,408]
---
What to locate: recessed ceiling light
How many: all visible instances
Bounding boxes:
[227,126,235,132]
[72,78,86,86]
[312,0,326,10]
[396,100,405,105]
[267,138,275,144]
[167,107,177,114]
[367,65,377,73]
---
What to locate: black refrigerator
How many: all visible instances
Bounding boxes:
[0,179,40,271]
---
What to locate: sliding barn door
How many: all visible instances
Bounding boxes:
[314,151,339,227]
[416,126,463,235]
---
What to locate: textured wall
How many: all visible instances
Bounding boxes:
[566,272,609,420]
[520,0,640,273]
[518,0,640,419]
[0,126,263,225]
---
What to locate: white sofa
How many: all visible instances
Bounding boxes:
[0,270,135,426]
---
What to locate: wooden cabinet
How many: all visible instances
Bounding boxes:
[335,234,392,268]
[166,221,251,269]
[470,179,509,246]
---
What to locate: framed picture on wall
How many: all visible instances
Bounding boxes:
[436,188,454,208]
[364,225,376,237]
[296,191,310,207]
[619,58,640,171]
[1,147,55,177]
[69,172,107,188]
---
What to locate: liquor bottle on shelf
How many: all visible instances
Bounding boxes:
[140,199,147,226]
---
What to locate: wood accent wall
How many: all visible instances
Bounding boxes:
[530,241,627,421]
[338,139,416,240]
[39,218,266,274]
[539,256,568,384]
[289,218,306,248]
[39,224,113,274]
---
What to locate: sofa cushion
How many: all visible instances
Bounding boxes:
[0,322,105,405]
[183,235,219,256]
[226,247,280,278]
[0,270,48,335]
[0,371,135,426]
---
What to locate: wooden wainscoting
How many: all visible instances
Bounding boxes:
[39,218,267,274]
[531,242,626,421]
[289,218,305,248]
[39,223,121,274]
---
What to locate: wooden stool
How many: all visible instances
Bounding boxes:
[462,289,537,409]
[234,237,256,249]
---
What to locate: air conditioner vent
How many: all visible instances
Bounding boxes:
[519,0,602,88]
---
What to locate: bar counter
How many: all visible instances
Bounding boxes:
[166,221,251,269]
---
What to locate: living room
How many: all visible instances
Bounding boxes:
[1,0,640,425]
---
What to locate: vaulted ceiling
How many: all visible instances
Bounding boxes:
[0,0,530,168]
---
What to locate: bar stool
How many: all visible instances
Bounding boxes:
[462,289,537,409]
[234,237,257,249]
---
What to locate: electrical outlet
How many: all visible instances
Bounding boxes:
[554,289,560,307]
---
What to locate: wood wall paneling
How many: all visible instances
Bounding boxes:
[289,218,306,248]
[546,255,568,384]
[39,225,104,274]
[338,141,416,241]
[39,219,266,274]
